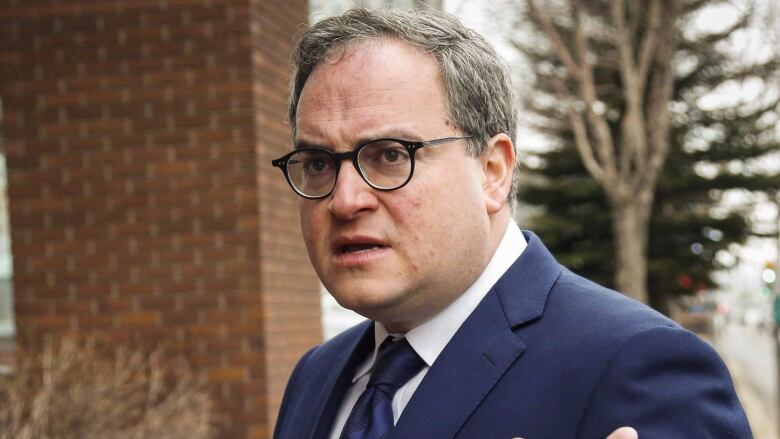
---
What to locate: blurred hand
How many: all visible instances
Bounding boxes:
[606,427,638,439]
[513,426,638,439]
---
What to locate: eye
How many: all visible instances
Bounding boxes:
[362,141,410,167]
[382,148,402,163]
[304,157,329,173]
[289,151,334,178]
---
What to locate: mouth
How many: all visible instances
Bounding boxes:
[331,237,390,266]
[337,243,389,254]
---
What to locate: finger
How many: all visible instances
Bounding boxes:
[606,426,638,439]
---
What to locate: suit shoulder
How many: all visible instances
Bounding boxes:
[299,319,371,368]
[553,268,677,330]
[576,325,750,438]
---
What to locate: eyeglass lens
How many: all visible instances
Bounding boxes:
[286,140,413,197]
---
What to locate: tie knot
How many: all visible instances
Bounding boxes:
[368,337,425,391]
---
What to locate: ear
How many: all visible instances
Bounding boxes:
[481,133,516,214]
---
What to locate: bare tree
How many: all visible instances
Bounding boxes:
[413,0,443,9]
[524,0,681,303]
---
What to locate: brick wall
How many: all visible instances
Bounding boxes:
[250,0,325,432]
[0,0,321,437]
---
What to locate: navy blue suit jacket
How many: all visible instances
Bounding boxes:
[274,232,752,438]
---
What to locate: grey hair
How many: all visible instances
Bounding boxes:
[288,8,519,203]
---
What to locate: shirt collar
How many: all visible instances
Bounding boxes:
[351,219,527,383]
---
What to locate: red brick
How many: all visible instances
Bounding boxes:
[117,311,160,327]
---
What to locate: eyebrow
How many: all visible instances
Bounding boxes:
[355,132,422,145]
[294,130,423,151]
[293,139,327,150]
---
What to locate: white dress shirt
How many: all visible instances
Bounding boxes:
[328,220,527,438]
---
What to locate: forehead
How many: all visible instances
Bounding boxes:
[294,39,448,142]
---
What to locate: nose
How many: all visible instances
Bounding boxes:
[328,161,379,219]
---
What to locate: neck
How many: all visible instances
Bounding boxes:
[486,208,511,264]
[380,209,513,333]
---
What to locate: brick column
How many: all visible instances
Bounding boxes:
[0,1,321,438]
[249,1,326,432]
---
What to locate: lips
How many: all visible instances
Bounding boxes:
[331,236,390,266]
[332,235,388,253]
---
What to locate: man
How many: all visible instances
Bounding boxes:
[271,8,752,439]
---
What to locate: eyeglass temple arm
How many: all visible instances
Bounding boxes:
[420,136,472,147]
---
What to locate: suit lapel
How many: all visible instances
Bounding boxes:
[309,321,375,439]
[389,231,562,439]
[494,231,563,329]
[390,290,525,438]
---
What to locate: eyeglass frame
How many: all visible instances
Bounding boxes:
[271,136,473,199]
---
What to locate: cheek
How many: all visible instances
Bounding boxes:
[391,194,440,262]
[299,205,324,248]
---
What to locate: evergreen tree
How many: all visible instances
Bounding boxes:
[516,1,780,313]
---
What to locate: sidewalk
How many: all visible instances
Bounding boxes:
[720,350,777,439]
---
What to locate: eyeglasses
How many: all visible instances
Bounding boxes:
[271,136,472,199]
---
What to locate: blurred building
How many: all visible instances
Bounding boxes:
[311,0,441,21]
[0,1,320,438]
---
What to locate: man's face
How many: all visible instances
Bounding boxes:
[295,40,494,331]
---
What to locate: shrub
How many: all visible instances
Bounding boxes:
[0,336,213,439]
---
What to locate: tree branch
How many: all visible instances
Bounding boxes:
[569,106,608,185]
[631,3,679,193]
[637,0,662,84]
[571,0,618,178]
[550,75,608,186]
[526,0,583,79]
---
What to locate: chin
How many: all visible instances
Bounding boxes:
[332,287,406,318]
